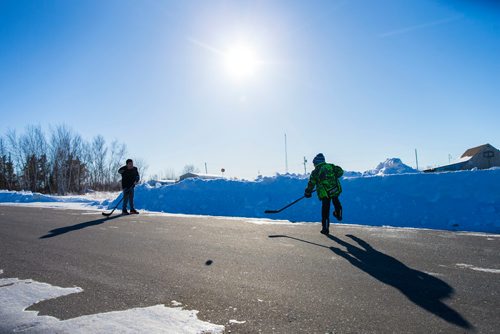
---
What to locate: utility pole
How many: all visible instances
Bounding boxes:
[303,156,307,174]
[284,133,288,174]
[415,149,419,170]
[205,162,208,174]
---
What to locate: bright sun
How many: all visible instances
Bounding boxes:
[224,44,259,79]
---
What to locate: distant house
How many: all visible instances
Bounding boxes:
[179,172,223,181]
[424,143,500,173]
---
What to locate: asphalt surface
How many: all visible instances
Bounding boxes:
[0,205,499,333]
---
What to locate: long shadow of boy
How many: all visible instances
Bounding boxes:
[40,215,121,239]
[328,234,471,329]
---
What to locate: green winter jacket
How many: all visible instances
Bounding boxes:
[305,162,343,200]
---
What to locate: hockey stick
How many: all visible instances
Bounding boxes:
[264,189,316,214]
[102,186,134,217]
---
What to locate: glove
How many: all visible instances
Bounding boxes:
[304,191,312,198]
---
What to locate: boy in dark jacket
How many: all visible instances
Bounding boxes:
[304,153,343,234]
[118,159,140,215]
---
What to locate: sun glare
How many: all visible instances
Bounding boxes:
[224,44,259,79]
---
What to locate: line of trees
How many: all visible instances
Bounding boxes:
[0,125,140,195]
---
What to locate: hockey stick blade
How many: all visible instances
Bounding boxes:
[101,187,131,218]
[264,193,311,215]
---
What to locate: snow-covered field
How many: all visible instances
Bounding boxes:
[1,160,499,233]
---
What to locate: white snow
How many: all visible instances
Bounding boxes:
[0,201,104,211]
[456,155,473,163]
[1,163,499,233]
[0,273,224,333]
[456,232,500,238]
[243,218,303,225]
[0,190,112,209]
[455,264,500,274]
[362,158,420,176]
[129,168,499,233]
[229,319,246,324]
[181,173,224,179]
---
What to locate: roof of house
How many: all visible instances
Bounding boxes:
[423,159,469,173]
[179,172,223,179]
[460,143,495,158]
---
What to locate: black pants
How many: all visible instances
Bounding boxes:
[122,187,135,211]
[321,196,342,231]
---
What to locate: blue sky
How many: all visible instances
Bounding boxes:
[1,0,499,179]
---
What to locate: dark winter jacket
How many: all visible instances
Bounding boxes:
[305,162,343,200]
[118,166,140,189]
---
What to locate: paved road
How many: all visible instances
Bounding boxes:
[0,205,499,333]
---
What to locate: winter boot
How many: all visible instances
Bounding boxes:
[321,218,330,234]
[333,208,342,221]
[130,209,139,214]
[122,210,130,215]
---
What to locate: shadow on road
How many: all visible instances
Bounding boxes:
[268,234,472,329]
[40,215,122,239]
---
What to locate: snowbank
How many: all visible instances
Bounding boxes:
[363,158,420,176]
[1,169,499,233]
[124,168,499,233]
[0,191,109,207]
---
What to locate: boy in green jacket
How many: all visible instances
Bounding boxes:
[304,153,343,235]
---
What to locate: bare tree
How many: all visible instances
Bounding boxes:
[160,168,177,180]
[48,125,86,194]
[87,135,108,190]
[0,136,16,190]
[5,129,22,184]
[80,141,93,188]
[49,125,70,194]
[182,164,200,175]
[133,158,148,182]
[19,125,48,192]
[108,140,127,186]
[0,124,132,193]
[69,133,85,193]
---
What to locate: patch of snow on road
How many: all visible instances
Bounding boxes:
[456,232,500,238]
[244,218,302,225]
[229,319,246,324]
[0,275,224,333]
[456,263,500,274]
[0,277,83,332]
